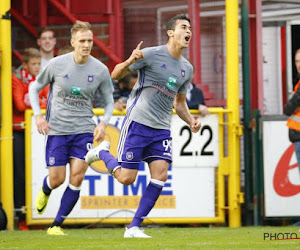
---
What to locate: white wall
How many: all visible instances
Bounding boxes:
[262,26,283,115]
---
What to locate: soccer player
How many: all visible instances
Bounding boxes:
[85,14,201,238]
[29,20,114,235]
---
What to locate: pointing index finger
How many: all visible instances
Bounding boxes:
[136,41,143,50]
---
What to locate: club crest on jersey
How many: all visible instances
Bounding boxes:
[70,86,81,95]
[88,75,94,82]
[49,157,55,165]
[166,77,176,89]
[126,152,134,160]
[181,69,185,77]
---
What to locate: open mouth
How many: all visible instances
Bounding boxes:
[185,35,191,42]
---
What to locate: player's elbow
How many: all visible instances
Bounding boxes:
[111,71,119,80]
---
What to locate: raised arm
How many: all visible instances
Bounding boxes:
[111,41,144,80]
[174,93,201,133]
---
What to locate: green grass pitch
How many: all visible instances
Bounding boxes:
[1,226,300,249]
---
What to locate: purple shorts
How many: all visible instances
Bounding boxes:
[45,133,94,167]
[117,118,172,170]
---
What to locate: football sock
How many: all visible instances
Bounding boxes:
[99,150,119,172]
[128,179,165,228]
[42,175,53,195]
[50,220,61,228]
[54,184,80,225]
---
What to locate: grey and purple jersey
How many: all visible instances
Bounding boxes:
[29,52,114,135]
[128,45,193,129]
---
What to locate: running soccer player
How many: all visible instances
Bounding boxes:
[29,20,114,235]
[85,14,201,238]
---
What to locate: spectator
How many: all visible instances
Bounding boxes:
[284,48,300,192]
[109,73,138,111]
[12,47,46,230]
[37,27,56,69]
[118,73,137,103]
[186,63,209,116]
[186,82,209,116]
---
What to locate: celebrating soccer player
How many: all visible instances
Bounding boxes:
[85,14,201,238]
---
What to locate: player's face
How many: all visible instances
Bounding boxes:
[38,31,56,53]
[71,30,93,58]
[173,20,192,48]
[295,52,300,74]
[23,57,41,76]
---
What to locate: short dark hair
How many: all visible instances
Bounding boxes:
[38,26,55,38]
[166,14,190,31]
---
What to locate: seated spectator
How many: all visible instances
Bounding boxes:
[186,82,209,116]
[186,62,209,117]
[12,48,48,230]
[114,73,138,109]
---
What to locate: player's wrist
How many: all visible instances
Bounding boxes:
[99,120,107,127]
[125,58,134,66]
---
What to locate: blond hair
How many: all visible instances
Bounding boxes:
[71,20,92,37]
[22,48,41,63]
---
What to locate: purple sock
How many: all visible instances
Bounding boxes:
[99,150,119,172]
[54,185,80,224]
[129,180,164,228]
[42,176,52,195]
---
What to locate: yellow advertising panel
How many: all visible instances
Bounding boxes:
[25,109,225,225]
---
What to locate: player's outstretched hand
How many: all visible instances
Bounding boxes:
[190,118,201,133]
[35,114,50,135]
[128,41,144,64]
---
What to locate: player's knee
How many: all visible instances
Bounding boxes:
[153,172,168,182]
[49,177,64,188]
[160,173,168,182]
[70,173,85,186]
[119,175,136,185]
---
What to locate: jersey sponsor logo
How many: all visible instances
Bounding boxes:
[166,77,176,89]
[181,69,185,77]
[70,86,82,95]
[88,75,94,83]
[49,157,55,165]
[126,152,134,160]
[63,74,69,79]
